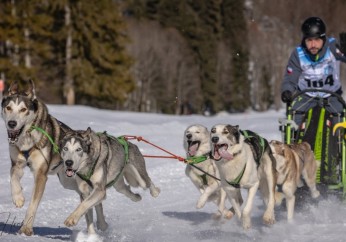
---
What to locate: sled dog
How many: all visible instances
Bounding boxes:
[210,124,276,229]
[1,80,86,235]
[59,127,161,228]
[184,124,234,219]
[269,140,320,220]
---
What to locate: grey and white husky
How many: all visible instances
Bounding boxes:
[59,127,160,229]
[1,80,84,235]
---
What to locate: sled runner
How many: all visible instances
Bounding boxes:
[279,89,346,198]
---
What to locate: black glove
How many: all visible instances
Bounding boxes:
[340,32,346,54]
[281,90,292,103]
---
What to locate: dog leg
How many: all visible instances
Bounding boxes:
[148,182,160,198]
[123,165,160,198]
[186,167,205,193]
[85,207,96,234]
[197,181,219,209]
[242,183,259,230]
[19,166,48,236]
[10,160,26,208]
[113,177,141,202]
[261,155,276,226]
[285,195,295,221]
[219,188,234,219]
[65,184,106,227]
[302,170,320,199]
[125,164,147,188]
[79,183,107,233]
[282,183,296,220]
[95,203,108,231]
[225,188,242,220]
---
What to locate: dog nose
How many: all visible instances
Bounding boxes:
[65,160,73,167]
[211,137,219,143]
[8,120,17,129]
[186,134,192,139]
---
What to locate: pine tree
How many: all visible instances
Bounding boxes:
[221,0,249,112]
[49,0,134,107]
[0,0,52,86]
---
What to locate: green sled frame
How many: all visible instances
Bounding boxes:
[280,89,346,199]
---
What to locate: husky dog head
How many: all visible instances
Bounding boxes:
[269,140,286,157]
[184,124,211,157]
[210,124,242,161]
[1,80,38,144]
[59,128,93,177]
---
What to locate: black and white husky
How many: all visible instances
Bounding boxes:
[184,124,234,219]
[58,128,160,230]
[210,124,276,229]
[1,80,84,235]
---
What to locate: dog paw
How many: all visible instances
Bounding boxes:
[150,187,160,198]
[274,192,285,206]
[64,214,80,227]
[311,190,320,199]
[97,221,109,231]
[211,211,222,220]
[223,210,234,220]
[263,213,275,225]
[13,195,25,208]
[242,217,251,230]
[131,194,142,202]
[19,225,33,236]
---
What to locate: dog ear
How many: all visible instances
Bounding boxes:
[232,125,240,141]
[24,79,37,100]
[8,81,19,95]
[85,127,92,136]
[281,146,286,156]
[82,127,92,146]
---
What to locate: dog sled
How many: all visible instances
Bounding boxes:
[279,88,346,199]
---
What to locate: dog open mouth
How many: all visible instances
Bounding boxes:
[213,144,233,160]
[65,168,76,177]
[7,127,24,144]
[187,140,200,156]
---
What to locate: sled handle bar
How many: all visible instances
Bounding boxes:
[289,88,346,108]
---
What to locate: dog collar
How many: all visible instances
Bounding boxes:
[185,154,209,164]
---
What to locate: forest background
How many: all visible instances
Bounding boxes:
[1,0,345,114]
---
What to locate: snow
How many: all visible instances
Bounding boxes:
[0,105,346,242]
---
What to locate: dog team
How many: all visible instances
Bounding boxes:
[1,80,320,236]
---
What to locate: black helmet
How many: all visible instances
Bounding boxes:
[301,17,326,39]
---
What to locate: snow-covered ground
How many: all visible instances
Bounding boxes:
[0,105,346,242]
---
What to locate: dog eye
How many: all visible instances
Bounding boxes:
[20,108,27,112]
[211,129,215,133]
[6,106,11,111]
[63,147,68,151]
[76,147,82,152]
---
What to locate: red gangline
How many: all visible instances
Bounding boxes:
[123,135,186,162]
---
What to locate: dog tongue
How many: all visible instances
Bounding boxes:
[188,143,198,156]
[66,169,75,177]
[219,146,233,160]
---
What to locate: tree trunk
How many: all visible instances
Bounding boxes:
[64,3,75,105]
